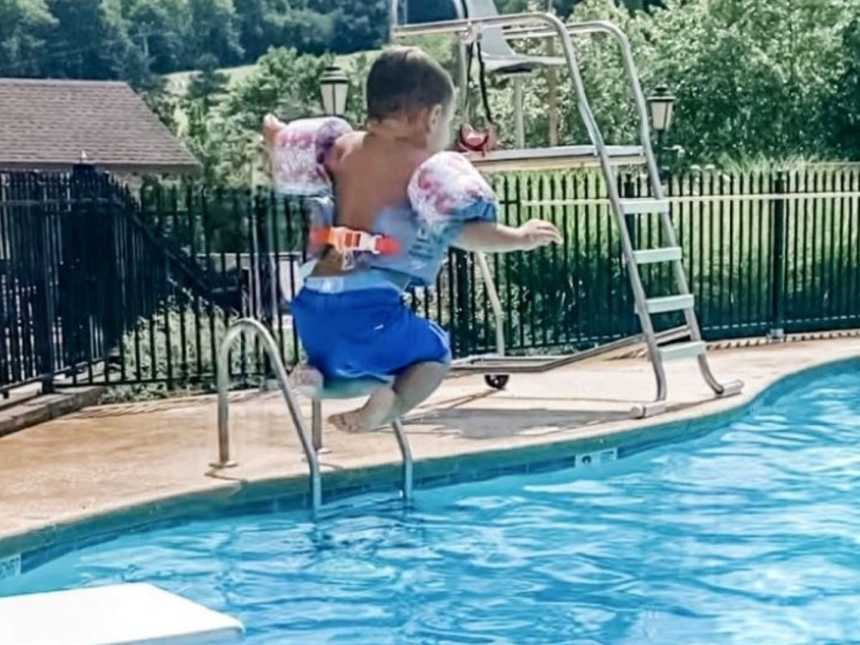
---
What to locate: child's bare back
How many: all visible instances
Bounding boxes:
[328,130,431,231]
[311,128,431,277]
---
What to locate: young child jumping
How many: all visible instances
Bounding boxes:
[264,46,560,433]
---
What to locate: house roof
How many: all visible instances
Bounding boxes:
[0,78,200,175]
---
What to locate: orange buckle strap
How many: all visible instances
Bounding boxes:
[309,227,400,256]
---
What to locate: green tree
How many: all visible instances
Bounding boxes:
[179,46,374,185]
[123,0,191,73]
[308,0,387,52]
[184,101,221,183]
[496,0,576,15]
[187,0,244,66]
[44,0,136,79]
[183,47,330,185]
[234,0,301,60]
[274,7,335,56]
[221,46,330,129]
[645,0,849,163]
[114,35,154,89]
[0,0,56,76]
[478,0,858,163]
[404,0,458,23]
[187,53,230,111]
[181,53,231,182]
[143,75,179,131]
[828,18,860,158]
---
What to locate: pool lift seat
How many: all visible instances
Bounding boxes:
[391,3,744,417]
[463,0,564,74]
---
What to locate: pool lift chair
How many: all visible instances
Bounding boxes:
[211,319,414,514]
[391,0,744,418]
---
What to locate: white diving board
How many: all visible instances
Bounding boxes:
[466,145,645,173]
[0,583,244,645]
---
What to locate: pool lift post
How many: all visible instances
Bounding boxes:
[390,0,744,417]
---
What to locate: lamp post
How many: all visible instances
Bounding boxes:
[319,65,350,117]
[647,84,675,181]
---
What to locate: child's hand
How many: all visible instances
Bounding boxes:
[516,219,562,251]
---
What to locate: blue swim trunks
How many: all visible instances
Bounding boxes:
[291,286,451,384]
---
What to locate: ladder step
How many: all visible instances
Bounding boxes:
[620,199,670,215]
[632,247,682,265]
[644,294,695,314]
[659,340,706,362]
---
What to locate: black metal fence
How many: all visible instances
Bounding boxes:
[0,170,255,393]
[0,166,857,394]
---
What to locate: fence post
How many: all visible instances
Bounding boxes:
[453,249,471,357]
[768,171,788,340]
[622,172,637,248]
[254,191,275,386]
[32,175,56,393]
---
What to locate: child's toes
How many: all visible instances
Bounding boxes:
[329,411,362,433]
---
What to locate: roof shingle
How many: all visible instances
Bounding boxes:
[0,78,200,174]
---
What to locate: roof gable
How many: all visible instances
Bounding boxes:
[0,79,200,174]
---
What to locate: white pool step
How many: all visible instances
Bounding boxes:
[633,247,682,265]
[0,583,243,644]
[659,340,706,362]
[620,198,670,215]
[643,294,695,315]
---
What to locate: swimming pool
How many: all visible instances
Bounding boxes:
[3,363,860,643]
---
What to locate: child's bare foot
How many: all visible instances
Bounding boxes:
[289,365,324,399]
[329,387,397,433]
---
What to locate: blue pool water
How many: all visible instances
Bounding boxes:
[4,366,860,643]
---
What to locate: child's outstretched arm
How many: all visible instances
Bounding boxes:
[453,219,562,253]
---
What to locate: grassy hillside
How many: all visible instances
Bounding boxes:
[165,50,377,98]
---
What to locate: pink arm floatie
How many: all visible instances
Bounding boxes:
[266,115,353,196]
[407,152,498,238]
[356,151,498,287]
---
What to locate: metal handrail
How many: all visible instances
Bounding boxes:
[212,319,415,507]
[212,318,322,511]
[310,401,414,502]
[392,419,414,500]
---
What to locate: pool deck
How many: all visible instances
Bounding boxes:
[2,336,859,549]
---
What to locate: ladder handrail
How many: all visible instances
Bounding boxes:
[542,14,669,400]
[213,318,322,511]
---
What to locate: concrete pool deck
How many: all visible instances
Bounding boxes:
[2,336,859,548]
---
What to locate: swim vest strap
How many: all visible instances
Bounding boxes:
[309,227,400,256]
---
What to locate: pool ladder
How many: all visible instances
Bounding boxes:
[210,319,414,512]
